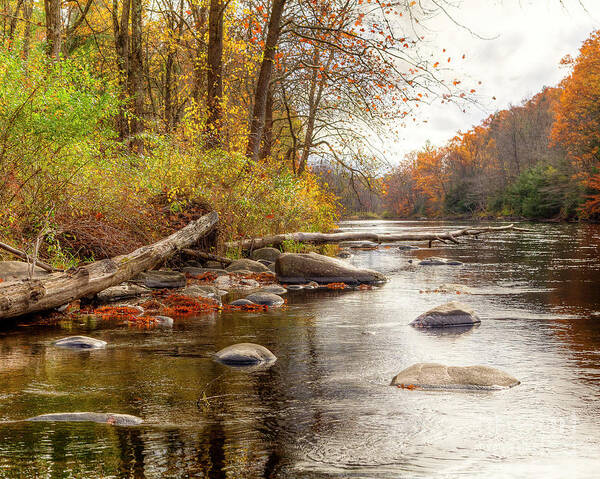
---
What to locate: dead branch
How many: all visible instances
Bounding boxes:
[0,241,57,273]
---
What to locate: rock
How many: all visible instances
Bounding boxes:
[437,283,473,294]
[336,249,352,258]
[410,301,480,328]
[205,261,224,269]
[153,315,174,327]
[419,257,463,266]
[245,292,284,307]
[259,285,287,295]
[182,285,222,300]
[268,263,276,273]
[256,259,274,267]
[229,299,256,306]
[398,245,419,250]
[96,283,149,303]
[214,343,277,366]
[26,412,143,426]
[226,259,270,273]
[0,261,48,282]
[183,267,229,277]
[140,270,186,289]
[184,260,202,268]
[275,252,387,285]
[54,336,107,350]
[286,284,304,291]
[250,247,282,262]
[215,275,260,292]
[390,363,520,390]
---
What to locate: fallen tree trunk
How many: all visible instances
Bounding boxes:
[226,224,530,251]
[0,212,219,320]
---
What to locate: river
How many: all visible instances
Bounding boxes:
[0,220,599,478]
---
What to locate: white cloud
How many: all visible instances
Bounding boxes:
[383,0,600,164]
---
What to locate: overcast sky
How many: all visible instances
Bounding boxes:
[383,0,600,164]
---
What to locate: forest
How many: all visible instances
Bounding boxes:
[333,30,600,221]
[0,0,599,270]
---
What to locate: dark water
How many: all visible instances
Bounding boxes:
[1,221,599,478]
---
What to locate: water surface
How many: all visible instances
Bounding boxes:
[0,220,599,478]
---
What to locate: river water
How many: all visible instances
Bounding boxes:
[0,220,599,478]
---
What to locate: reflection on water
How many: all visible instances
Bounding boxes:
[0,221,599,478]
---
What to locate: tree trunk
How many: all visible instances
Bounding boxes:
[206,0,224,146]
[112,0,131,141]
[129,0,144,152]
[245,0,286,163]
[8,0,24,48]
[259,88,273,160]
[226,224,530,251]
[44,0,62,59]
[0,212,219,320]
[22,0,33,61]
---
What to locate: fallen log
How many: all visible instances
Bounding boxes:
[226,224,530,251]
[0,212,219,320]
[181,249,233,266]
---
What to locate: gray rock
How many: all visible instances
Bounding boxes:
[0,261,48,282]
[256,259,274,267]
[54,336,107,350]
[140,270,186,289]
[182,284,222,300]
[229,299,256,306]
[398,245,419,250]
[184,260,202,268]
[183,267,229,277]
[205,261,224,269]
[250,247,282,262]
[226,259,270,273]
[268,263,276,273]
[259,285,287,295]
[154,315,174,327]
[215,275,260,291]
[419,257,463,266]
[390,363,520,390]
[275,252,387,285]
[26,412,142,426]
[286,284,304,291]
[410,301,480,328]
[214,343,277,366]
[245,292,284,307]
[96,283,149,303]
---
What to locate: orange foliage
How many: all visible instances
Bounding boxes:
[326,282,348,289]
[161,294,220,316]
[551,30,600,215]
[94,306,143,321]
[397,384,419,390]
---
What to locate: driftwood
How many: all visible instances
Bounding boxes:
[181,249,233,266]
[226,224,530,251]
[0,212,218,320]
[0,241,57,273]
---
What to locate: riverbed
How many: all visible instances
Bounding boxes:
[0,220,599,478]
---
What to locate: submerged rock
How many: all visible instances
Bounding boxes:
[54,336,107,350]
[437,283,473,294]
[226,259,270,273]
[275,252,387,285]
[410,301,480,328]
[153,315,174,327]
[0,261,48,282]
[397,245,419,250]
[250,247,282,263]
[229,298,256,307]
[419,257,463,266]
[96,283,149,303]
[259,285,287,295]
[26,412,143,426]
[245,292,284,307]
[214,343,277,366]
[140,271,186,289]
[390,363,519,390]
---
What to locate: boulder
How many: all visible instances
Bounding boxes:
[244,292,284,307]
[26,412,143,426]
[215,275,259,292]
[54,336,107,350]
[96,283,149,303]
[250,247,282,262]
[182,285,222,301]
[140,270,186,289]
[256,259,274,267]
[214,343,277,366]
[286,284,304,291]
[410,301,480,328]
[419,257,463,266]
[229,299,256,307]
[390,363,520,390]
[259,285,287,295]
[183,267,228,277]
[0,261,48,282]
[153,315,174,327]
[226,259,270,273]
[275,252,387,285]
